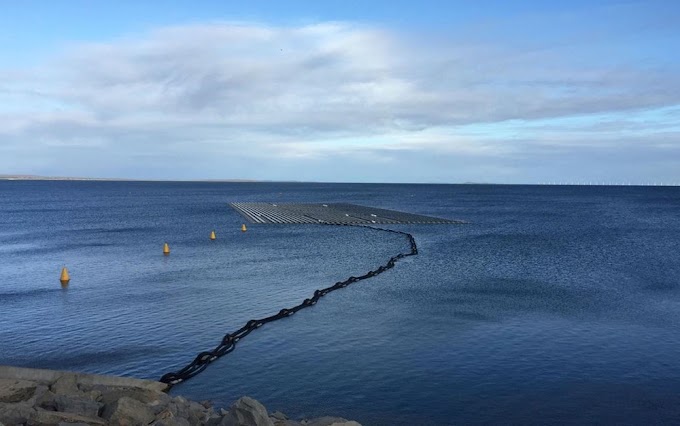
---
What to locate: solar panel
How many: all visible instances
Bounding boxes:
[230,203,464,225]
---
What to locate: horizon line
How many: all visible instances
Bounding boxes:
[1,175,679,186]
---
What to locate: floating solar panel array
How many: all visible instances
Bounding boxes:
[230,202,464,225]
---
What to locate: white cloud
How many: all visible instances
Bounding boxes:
[0,20,679,181]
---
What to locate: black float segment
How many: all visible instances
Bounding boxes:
[229,202,463,224]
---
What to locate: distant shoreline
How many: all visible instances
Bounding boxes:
[0,175,260,182]
[0,175,491,184]
[2,175,677,186]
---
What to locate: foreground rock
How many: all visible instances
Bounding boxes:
[0,366,361,426]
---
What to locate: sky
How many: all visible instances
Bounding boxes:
[1,0,679,183]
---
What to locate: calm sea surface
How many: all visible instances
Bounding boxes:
[1,181,680,425]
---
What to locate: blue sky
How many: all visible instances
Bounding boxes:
[1,0,679,183]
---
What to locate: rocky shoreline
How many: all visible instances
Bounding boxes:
[0,366,360,426]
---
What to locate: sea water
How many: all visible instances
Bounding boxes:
[1,181,680,425]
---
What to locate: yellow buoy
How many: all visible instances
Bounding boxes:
[241,224,247,232]
[210,230,216,241]
[60,267,70,287]
[163,242,170,255]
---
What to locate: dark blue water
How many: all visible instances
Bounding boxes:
[2,182,680,425]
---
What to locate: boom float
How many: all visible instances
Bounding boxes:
[159,203,465,387]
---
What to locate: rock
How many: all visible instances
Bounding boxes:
[1,369,362,426]
[149,399,171,416]
[54,393,104,418]
[221,396,274,426]
[153,397,208,425]
[0,401,36,425]
[273,421,303,426]
[50,374,79,396]
[87,389,103,402]
[95,385,168,406]
[173,396,189,406]
[153,391,171,406]
[272,411,301,426]
[0,379,37,403]
[27,385,50,405]
[29,408,106,425]
[168,396,190,420]
[35,389,58,411]
[206,414,223,426]
[154,407,174,420]
[271,411,288,421]
[157,404,178,419]
[152,418,191,426]
[188,400,210,424]
[306,417,361,426]
[102,396,155,425]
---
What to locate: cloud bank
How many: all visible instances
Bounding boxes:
[1,19,679,182]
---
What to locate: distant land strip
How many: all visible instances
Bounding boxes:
[0,175,259,182]
[0,174,493,184]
